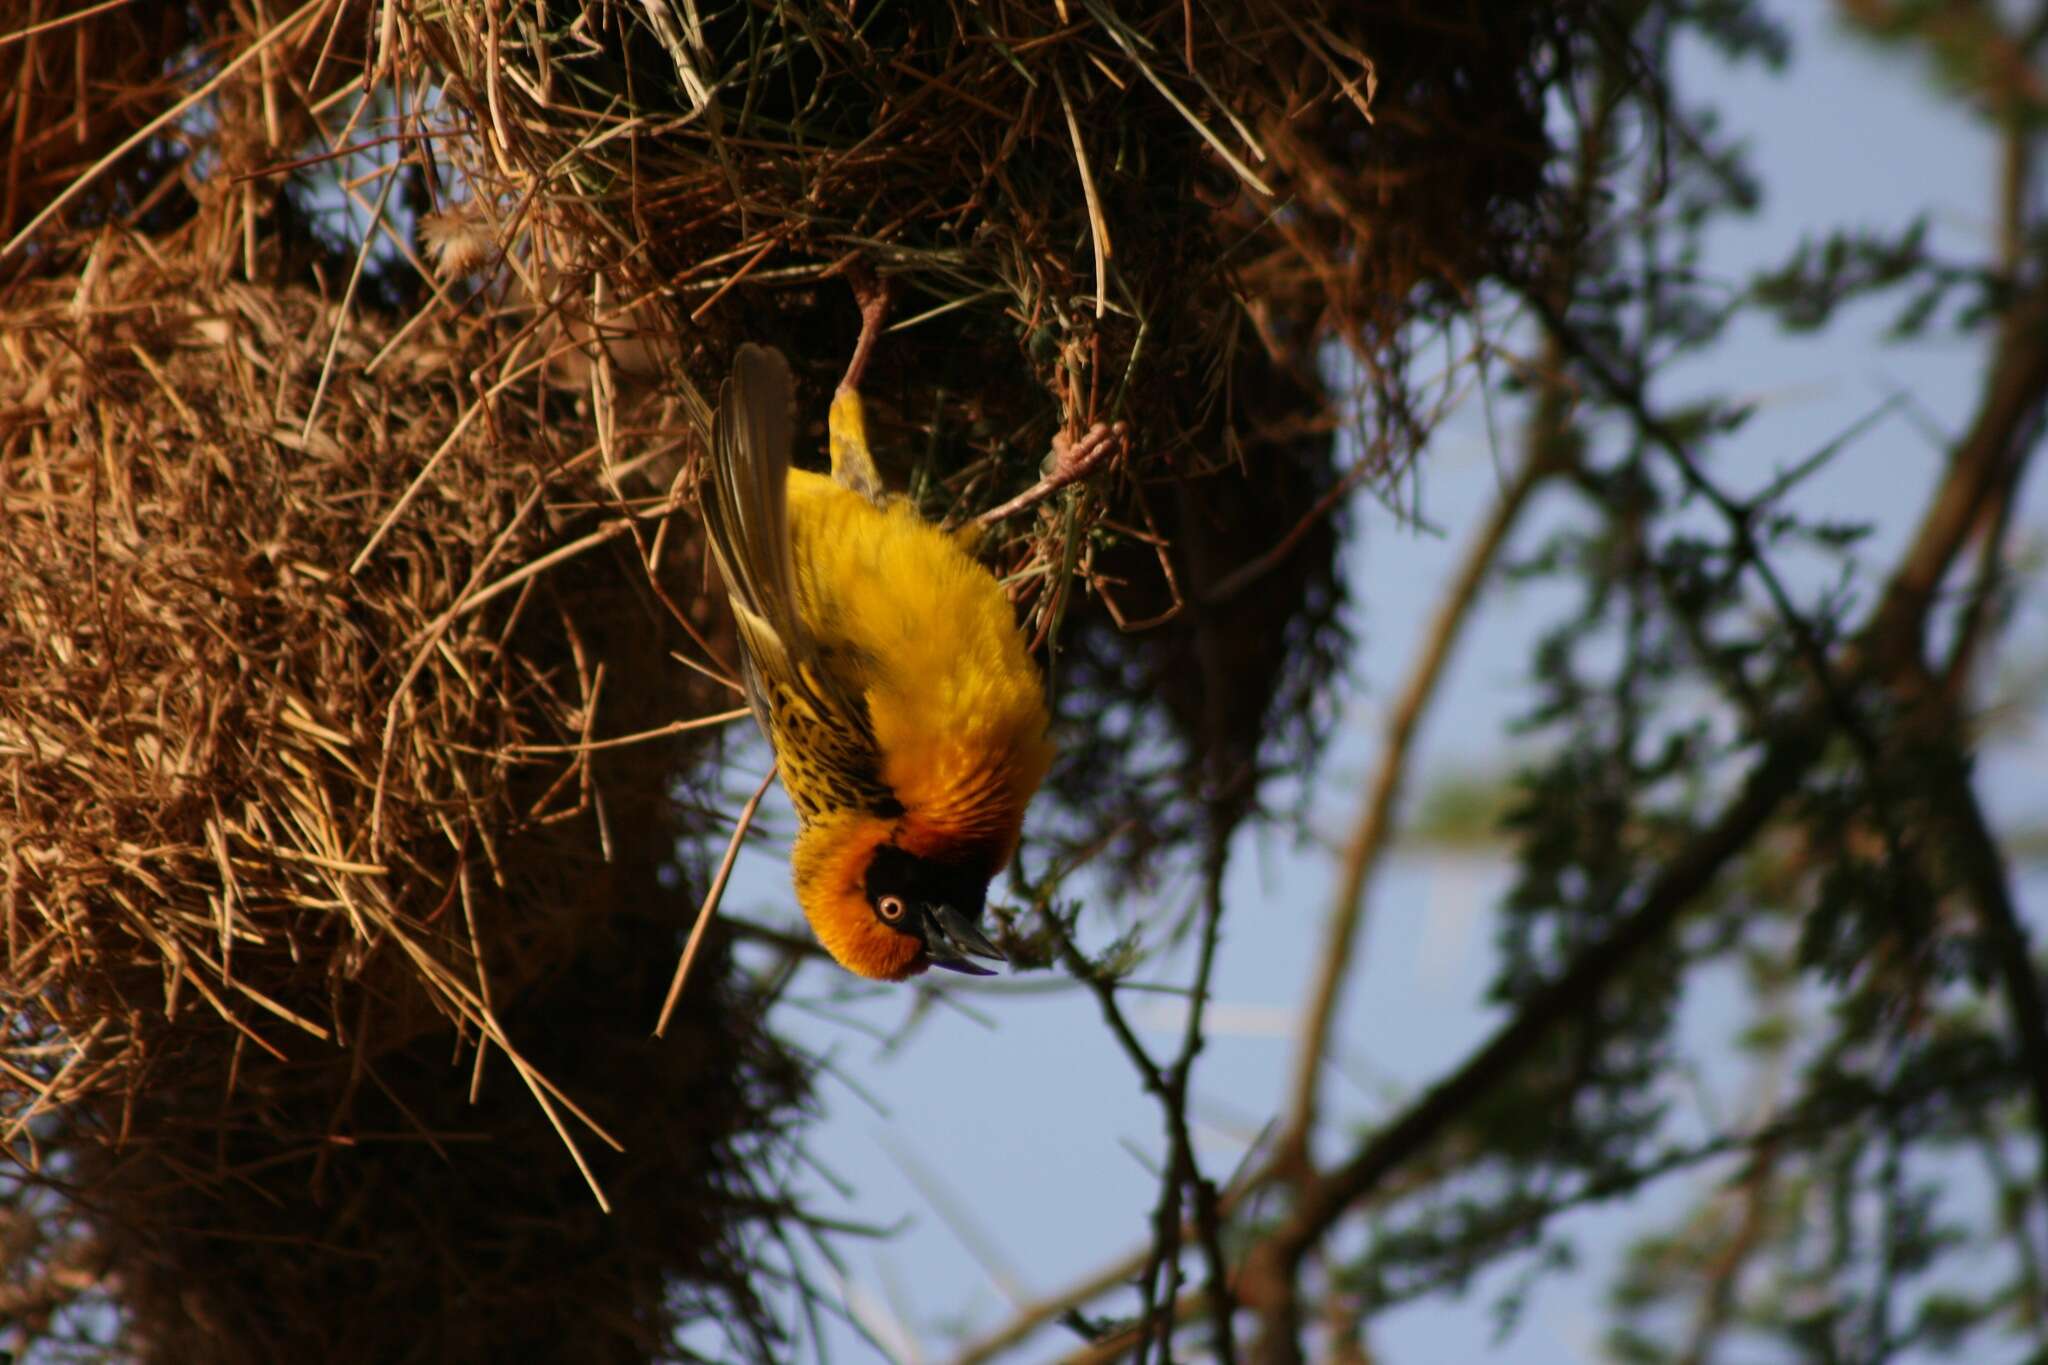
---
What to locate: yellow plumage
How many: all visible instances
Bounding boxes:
[699,343,1053,981]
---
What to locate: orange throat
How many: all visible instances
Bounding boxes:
[791,675,1052,981]
[791,812,920,980]
[789,776,1035,982]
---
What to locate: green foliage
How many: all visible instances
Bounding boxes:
[1308,2,2048,1359]
[1408,770,1522,850]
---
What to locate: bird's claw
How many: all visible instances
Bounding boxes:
[1048,419,1129,481]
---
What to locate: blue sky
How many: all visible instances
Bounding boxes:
[690,8,2048,1362]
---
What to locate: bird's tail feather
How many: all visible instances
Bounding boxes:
[703,344,799,642]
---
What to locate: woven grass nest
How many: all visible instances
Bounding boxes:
[0,235,808,1358]
[418,0,1558,522]
[1,0,1568,1358]
[406,0,1561,868]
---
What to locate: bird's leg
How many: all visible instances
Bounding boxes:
[828,261,892,502]
[973,419,1129,528]
[836,259,892,398]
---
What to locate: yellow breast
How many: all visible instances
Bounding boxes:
[785,469,1053,861]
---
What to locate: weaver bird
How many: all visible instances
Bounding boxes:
[698,287,1057,980]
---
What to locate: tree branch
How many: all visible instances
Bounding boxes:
[1930,756,2048,1248]
[1040,849,1238,1365]
[1277,429,1557,1165]
[1163,844,1242,1364]
[1865,272,2048,674]
[1676,1136,1780,1365]
[1237,713,1831,1348]
[948,1244,1155,1365]
[1237,152,2048,1365]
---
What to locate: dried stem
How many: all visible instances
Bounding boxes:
[1041,841,1238,1363]
[1276,412,1559,1168]
[655,768,776,1037]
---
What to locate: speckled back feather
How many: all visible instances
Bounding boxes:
[699,345,894,820]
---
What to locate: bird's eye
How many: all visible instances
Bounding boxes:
[876,895,908,923]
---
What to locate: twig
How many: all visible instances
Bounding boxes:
[1038,830,1241,1362]
[0,0,138,50]
[1937,447,2026,700]
[1522,288,1881,760]
[1237,716,1831,1347]
[1677,1138,1780,1365]
[947,1244,1156,1365]
[1866,272,2048,673]
[1201,456,1375,606]
[302,156,401,442]
[1054,69,1112,318]
[1040,911,1183,1363]
[1277,431,1556,1164]
[654,768,775,1037]
[1906,670,2048,1234]
[1055,1293,1207,1365]
[504,707,748,754]
[0,0,330,264]
[1176,848,1241,1363]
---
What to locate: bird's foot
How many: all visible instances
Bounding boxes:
[974,419,1130,528]
[1048,420,1128,484]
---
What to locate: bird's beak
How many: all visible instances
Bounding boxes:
[924,904,1005,976]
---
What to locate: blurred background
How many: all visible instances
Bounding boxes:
[5,1,2047,1362]
[741,7,2048,1361]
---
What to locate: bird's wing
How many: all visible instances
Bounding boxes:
[701,345,894,819]
[702,344,799,638]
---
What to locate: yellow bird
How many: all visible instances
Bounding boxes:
[698,303,1055,981]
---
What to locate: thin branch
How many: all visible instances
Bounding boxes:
[1164,843,1240,1364]
[505,707,748,754]
[1916,692,2048,1232]
[946,1242,1157,1364]
[1047,915,1166,1090]
[1522,288,1882,761]
[945,1167,1270,1365]
[1677,1138,1780,1365]
[1201,456,1377,606]
[1278,416,1558,1165]
[1056,1293,1207,1365]
[1041,844,1238,1364]
[654,768,775,1036]
[1937,447,2025,700]
[1865,272,2048,674]
[1237,712,1831,1348]
[0,0,139,49]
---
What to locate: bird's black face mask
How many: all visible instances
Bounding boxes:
[863,843,1005,975]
